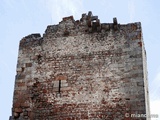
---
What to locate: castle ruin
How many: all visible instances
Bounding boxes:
[10,11,150,120]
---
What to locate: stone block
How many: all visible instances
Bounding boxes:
[14,108,22,113]
[25,63,32,67]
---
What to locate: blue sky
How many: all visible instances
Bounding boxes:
[0,0,160,119]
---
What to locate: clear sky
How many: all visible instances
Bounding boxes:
[0,0,160,119]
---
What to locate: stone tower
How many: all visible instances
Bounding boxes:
[10,12,150,120]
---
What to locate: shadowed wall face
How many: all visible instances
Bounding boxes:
[11,12,149,120]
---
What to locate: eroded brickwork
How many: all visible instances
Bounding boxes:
[10,12,150,120]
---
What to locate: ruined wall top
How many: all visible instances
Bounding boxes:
[21,11,120,40]
[19,11,141,49]
[44,11,119,37]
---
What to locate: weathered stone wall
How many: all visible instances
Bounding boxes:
[10,12,150,120]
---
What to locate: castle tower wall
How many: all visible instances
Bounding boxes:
[10,12,150,120]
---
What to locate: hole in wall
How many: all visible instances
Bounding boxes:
[37,54,42,64]
[21,67,25,72]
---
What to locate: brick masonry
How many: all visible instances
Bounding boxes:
[10,11,150,120]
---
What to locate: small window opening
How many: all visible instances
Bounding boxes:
[58,80,61,93]
[37,54,42,64]
[21,67,24,72]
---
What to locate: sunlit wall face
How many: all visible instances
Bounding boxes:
[0,0,160,120]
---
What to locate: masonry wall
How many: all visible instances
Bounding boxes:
[10,12,150,120]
